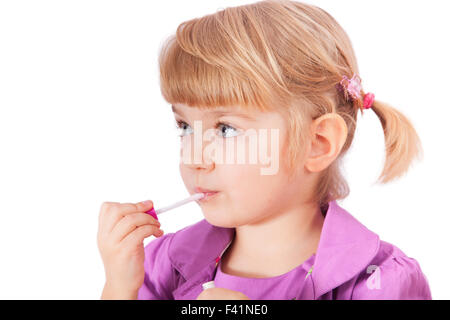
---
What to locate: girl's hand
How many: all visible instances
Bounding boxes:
[97,200,163,299]
[196,287,250,300]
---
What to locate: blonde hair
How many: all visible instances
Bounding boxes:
[158,0,423,207]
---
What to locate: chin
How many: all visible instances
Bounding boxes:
[202,210,237,229]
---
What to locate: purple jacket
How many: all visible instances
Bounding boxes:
[137,200,432,300]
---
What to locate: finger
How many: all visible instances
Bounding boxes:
[121,224,164,248]
[98,201,120,238]
[110,212,161,244]
[99,200,154,235]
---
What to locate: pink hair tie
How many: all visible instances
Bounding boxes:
[341,74,362,101]
[363,92,375,110]
[337,74,375,112]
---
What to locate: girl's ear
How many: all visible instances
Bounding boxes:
[305,114,348,173]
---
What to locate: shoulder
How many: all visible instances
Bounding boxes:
[350,240,432,300]
[141,219,200,272]
[138,219,223,299]
[138,232,177,300]
[142,231,175,265]
[142,218,210,263]
[140,218,216,280]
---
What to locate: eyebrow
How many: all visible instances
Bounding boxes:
[171,105,257,121]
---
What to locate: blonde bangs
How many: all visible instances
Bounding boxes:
[158,10,292,112]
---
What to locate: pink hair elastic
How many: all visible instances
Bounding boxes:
[145,193,205,220]
[363,92,375,110]
[337,74,375,112]
[341,74,363,101]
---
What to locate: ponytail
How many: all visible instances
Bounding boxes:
[371,100,424,183]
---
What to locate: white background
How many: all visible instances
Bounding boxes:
[0,0,448,299]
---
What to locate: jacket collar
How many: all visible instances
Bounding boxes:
[169,200,380,299]
[311,200,380,298]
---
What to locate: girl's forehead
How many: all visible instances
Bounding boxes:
[172,103,264,120]
[173,103,254,112]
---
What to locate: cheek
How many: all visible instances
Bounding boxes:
[179,163,191,189]
[222,163,285,211]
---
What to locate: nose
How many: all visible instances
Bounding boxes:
[185,152,215,171]
[180,133,216,172]
[191,159,215,172]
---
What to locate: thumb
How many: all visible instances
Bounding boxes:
[137,200,154,212]
[137,200,159,221]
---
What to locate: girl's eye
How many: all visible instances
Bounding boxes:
[175,120,193,137]
[216,122,240,138]
[175,120,240,138]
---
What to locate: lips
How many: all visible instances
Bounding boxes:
[195,186,219,194]
[198,192,220,202]
[194,186,220,202]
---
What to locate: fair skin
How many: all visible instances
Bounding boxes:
[97,200,163,300]
[174,103,348,299]
[97,103,347,300]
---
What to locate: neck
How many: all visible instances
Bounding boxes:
[231,201,325,263]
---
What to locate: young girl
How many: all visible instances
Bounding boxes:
[97,0,432,300]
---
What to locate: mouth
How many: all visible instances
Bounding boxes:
[198,191,220,202]
[195,187,220,202]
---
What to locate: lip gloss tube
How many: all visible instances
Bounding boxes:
[145,193,205,220]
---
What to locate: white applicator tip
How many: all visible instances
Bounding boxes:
[145,193,205,220]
